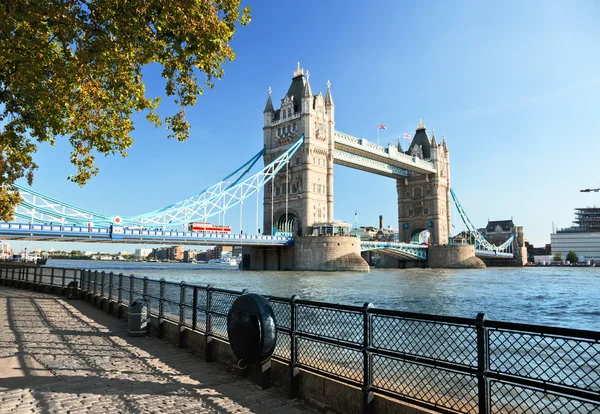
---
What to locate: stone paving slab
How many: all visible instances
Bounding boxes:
[0,286,319,413]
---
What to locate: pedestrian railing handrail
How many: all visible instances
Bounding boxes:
[1,264,598,414]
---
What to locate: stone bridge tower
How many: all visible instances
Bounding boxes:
[262,64,335,236]
[397,120,451,245]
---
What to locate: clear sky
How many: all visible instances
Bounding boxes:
[8,0,600,253]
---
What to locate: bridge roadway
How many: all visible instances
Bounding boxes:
[0,222,294,247]
[0,222,512,260]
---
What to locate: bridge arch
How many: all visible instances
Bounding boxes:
[275,209,300,235]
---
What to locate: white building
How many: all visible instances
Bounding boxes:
[134,248,153,259]
[550,231,600,262]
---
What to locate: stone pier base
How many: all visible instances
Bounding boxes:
[242,236,369,272]
[427,245,486,269]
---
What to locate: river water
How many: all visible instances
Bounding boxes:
[50,259,600,331]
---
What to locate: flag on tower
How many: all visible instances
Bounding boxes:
[377,124,387,130]
[403,133,412,139]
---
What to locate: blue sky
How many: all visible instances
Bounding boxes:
[9,0,600,253]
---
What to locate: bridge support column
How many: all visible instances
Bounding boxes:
[428,245,485,269]
[241,236,369,272]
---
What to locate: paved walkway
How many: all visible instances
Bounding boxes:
[0,286,318,413]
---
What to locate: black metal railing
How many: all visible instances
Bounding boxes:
[1,264,598,414]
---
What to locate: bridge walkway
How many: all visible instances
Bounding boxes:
[0,286,316,413]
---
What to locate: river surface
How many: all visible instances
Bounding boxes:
[49,259,600,331]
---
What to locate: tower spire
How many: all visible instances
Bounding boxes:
[293,61,304,78]
[431,128,438,147]
[264,86,274,113]
[325,80,334,106]
[303,71,312,97]
[416,118,426,130]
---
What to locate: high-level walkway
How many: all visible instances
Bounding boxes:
[0,286,317,413]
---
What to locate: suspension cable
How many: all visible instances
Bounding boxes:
[285,160,289,233]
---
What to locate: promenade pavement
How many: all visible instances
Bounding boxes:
[0,285,319,413]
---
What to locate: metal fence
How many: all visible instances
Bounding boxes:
[1,264,598,414]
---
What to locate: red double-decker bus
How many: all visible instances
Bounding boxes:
[188,222,231,233]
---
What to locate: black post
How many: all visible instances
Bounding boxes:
[476,312,490,414]
[50,267,55,289]
[118,273,123,303]
[192,286,198,331]
[108,272,114,301]
[178,282,185,348]
[143,277,149,335]
[100,271,105,308]
[205,285,213,362]
[158,278,165,338]
[33,266,38,288]
[62,268,66,289]
[107,272,114,314]
[289,295,300,399]
[362,302,374,414]
[129,274,134,308]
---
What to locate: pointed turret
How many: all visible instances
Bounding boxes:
[442,133,448,152]
[406,118,432,159]
[431,128,438,148]
[397,137,403,152]
[325,80,334,106]
[303,71,313,98]
[264,87,274,113]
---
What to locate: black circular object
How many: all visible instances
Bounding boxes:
[227,293,277,364]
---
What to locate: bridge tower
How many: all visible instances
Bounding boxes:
[397,120,451,245]
[262,63,335,236]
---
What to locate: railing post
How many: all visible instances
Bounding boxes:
[192,286,198,331]
[93,270,99,296]
[158,278,165,338]
[87,269,92,295]
[178,282,186,348]
[362,302,374,414]
[117,273,124,319]
[476,312,491,414]
[205,285,213,361]
[62,268,66,289]
[100,271,105,308]
[117,273,123,304]
[32,266,38,287]
[129,274,134,308]
[143,277,149,334]
[108,272,114,301]
[289,295,300,399]
[50,267,55,289]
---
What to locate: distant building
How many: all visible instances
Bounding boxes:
[183,250,201,262]
[134,248,152,259]
[168,246,184,261]
[483,220,515,246]
[232,246,243,257]
[552,207,600,261]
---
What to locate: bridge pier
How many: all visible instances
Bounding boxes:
[428,245,485,269]
[241,236,369,272]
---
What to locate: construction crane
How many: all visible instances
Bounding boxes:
[581,188,600,192]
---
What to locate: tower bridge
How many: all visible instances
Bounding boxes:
[0,64,526,270]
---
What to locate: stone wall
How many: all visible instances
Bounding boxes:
[242,236,369,272]
[293,236,369,272]
[428,245,485,269]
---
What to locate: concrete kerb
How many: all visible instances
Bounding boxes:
[3,278,432,414]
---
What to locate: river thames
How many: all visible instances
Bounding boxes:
[50,259,600,331]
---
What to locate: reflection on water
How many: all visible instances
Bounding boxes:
[51,260,600,331]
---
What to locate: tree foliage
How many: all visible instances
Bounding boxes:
[553,252,563,262]
[566,251,578,263]
[0,0,250,220]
